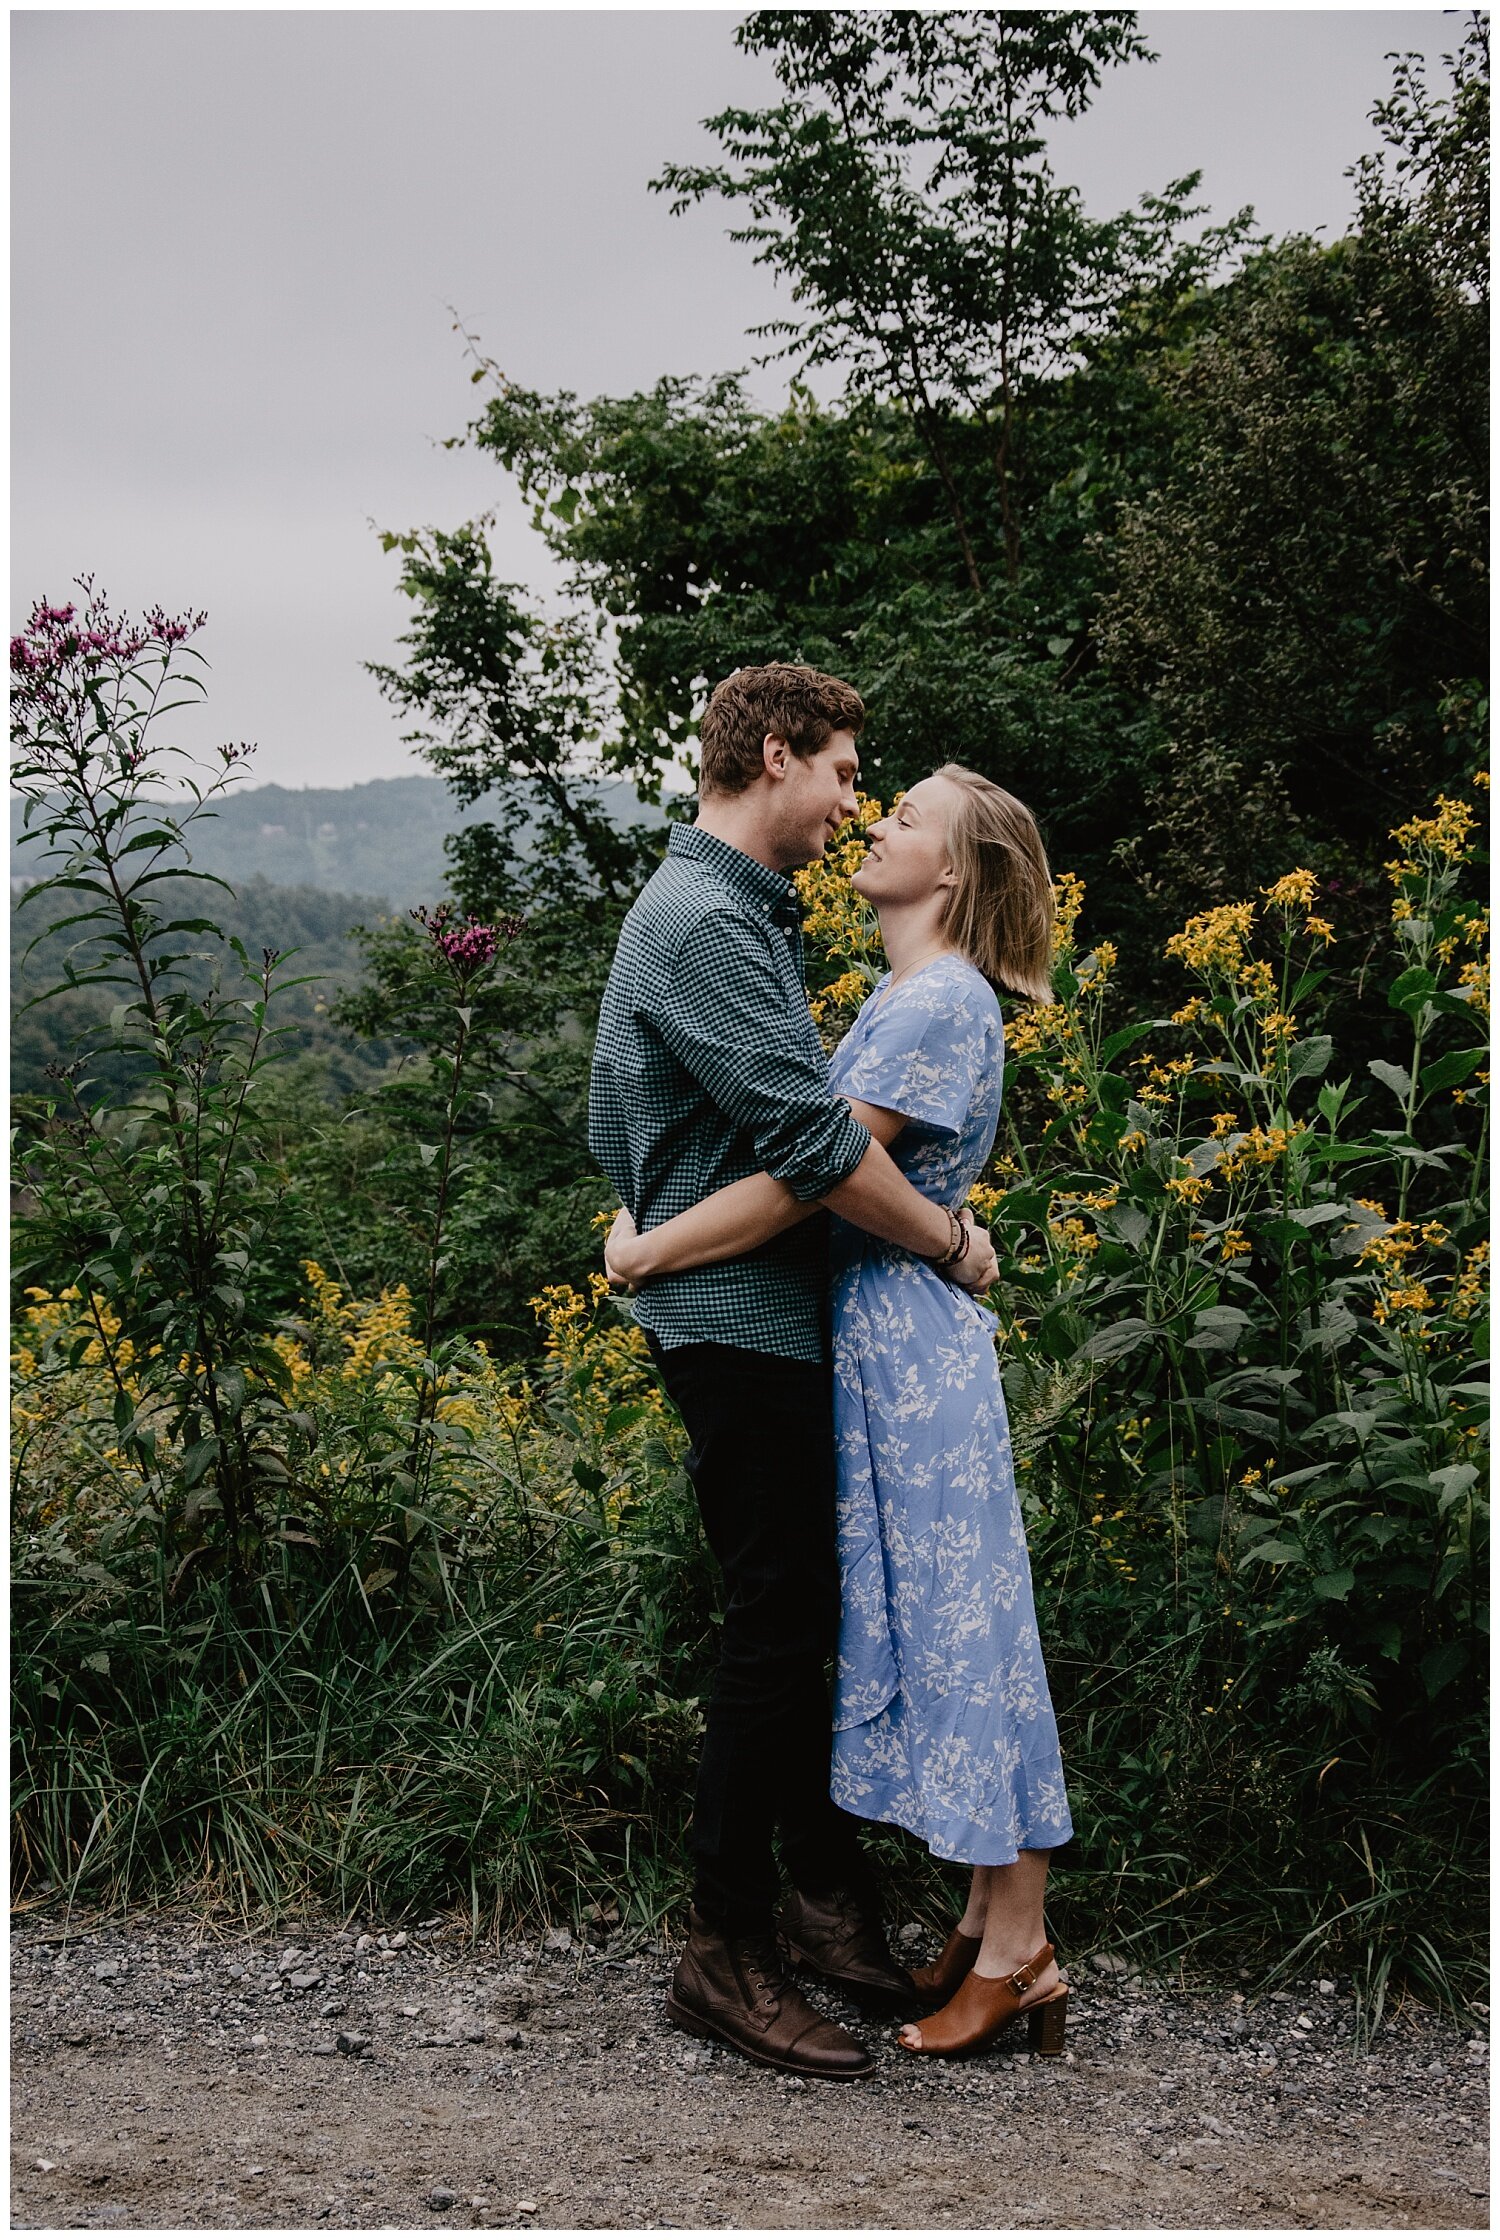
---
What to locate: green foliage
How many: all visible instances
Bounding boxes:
[11,588,316,1590]
[13,1292,714,1930]
[12,874,397,1103]
[654,9,1250,588]
[1100,30,1487,925]
[367,519,663,901]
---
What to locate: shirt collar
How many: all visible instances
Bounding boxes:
[667,822,802,927]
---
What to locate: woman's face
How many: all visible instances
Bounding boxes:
[851,774,960,909]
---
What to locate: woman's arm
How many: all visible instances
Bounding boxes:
[607,1101,908,1284]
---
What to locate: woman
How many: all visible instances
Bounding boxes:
[607,765,1074,2058]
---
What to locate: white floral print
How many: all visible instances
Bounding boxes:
[826,955,1074,1865]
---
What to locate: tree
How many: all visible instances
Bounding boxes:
[1097,20,1489,926]
[654,9,1247,585]
[367,519,661,904]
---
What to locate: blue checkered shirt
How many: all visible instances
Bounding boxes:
[588,823,872,1362]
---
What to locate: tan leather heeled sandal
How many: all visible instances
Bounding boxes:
[898,1940,1069,2060]
[909,1926,983,2003]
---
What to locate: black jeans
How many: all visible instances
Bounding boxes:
[647,1334,871,1932]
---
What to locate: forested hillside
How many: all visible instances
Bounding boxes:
[10,772,662,909]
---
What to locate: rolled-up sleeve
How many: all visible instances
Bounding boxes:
[657,912,871,1201]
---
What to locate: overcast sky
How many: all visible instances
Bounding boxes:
[13,7,1467,792]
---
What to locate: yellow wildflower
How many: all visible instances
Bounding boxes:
[1458,957,1489,1016]
[1052,871,1086,958]
[967,1183,1008,1223]
[1263,869,1318,909]
[1166,900,1256,976]
[1390,794,1477,866]
[1372,1281,1434,1327]
[1451,1240,1490,1321]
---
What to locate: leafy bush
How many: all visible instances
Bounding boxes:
[13,1270,713,1930]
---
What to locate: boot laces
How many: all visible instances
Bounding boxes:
[738,1933,789,2011]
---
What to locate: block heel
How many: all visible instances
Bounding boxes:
[1027,1985,1069,2057]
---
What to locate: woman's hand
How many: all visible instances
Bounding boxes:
[604,1206,644,1293]
[954,1208,999,1294]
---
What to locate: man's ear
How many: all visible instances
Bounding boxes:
[762,733,791,782]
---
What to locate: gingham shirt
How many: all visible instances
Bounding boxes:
[589,823,872,1362]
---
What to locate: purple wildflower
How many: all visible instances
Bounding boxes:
[411,903,525,982]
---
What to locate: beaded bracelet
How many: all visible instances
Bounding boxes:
[926,1206,970,1271]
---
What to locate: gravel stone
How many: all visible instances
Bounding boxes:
[10,1910,1488,2231]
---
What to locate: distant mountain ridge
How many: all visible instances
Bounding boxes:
[10,772,665,911]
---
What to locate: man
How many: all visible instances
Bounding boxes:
[589,663,998,2079]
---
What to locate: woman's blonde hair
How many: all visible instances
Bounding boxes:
[932,763,1055,1003]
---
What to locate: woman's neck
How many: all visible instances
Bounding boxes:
[876,899,958,981]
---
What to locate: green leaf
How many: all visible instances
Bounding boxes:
[1420,1641,1469,1699]
[180,1436,220,1489]
[1429,1463,1478,1513]
[1285,1035,1333,1083]
[1037,1304,1090,1361]
[216,1366,248,1421]
[1187,1494,1232,1547]
[1077,1317,1153,1365]
[1282,1202,1350,1227]
[1316,1078,1355,1125]
[1421,1046,1486,1094]
[1388,965,1437,1018]
[1368,1058,1413,1101]
[1185,1305,1251,1352]
[1097,1203,1150,1251]
[1309,1568,1355,1601]
[993,1188,1050,1226]
[1097,1021,1157,1067]
[1239,1538,1306,1568]
[602,1401,653,1439]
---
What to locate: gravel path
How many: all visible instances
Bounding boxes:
[10,1912,1489,2231]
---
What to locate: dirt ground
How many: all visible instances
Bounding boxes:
[10,1911,1489,2232]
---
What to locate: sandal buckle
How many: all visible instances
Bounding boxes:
[1008,1962,1039,1997]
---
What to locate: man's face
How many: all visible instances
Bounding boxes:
[770,728,861,867]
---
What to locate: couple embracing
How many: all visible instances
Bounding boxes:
[590,663,1073,2079]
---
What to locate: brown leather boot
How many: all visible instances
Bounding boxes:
[776,1885,917,2013]
[666,1909,874,2079]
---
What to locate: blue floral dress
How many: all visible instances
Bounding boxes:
[825,955,1074,1866]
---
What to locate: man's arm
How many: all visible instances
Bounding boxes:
[606,1093,997,1289]
[654,914,960,1263]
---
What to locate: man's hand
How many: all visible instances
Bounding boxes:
[954,1209,999,1294]
[604,1206,642,1294]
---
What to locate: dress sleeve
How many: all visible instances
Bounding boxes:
[836,967,1000,1138]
